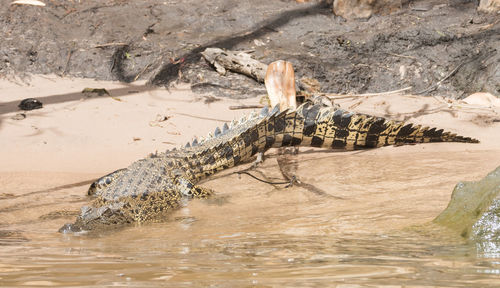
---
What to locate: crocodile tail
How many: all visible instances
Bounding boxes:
[271,102,479,151]
[373,120,480,147]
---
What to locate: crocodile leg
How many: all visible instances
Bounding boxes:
[276,146,300,185]
[190,185,213,199]
[173,176,214,199]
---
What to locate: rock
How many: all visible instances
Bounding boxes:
[434,166,500,250]
[462,92,500,108]
[333,0,402,19]
[478,0,500,13]
[18,98,43,110]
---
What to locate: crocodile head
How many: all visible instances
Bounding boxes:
[59,159,187,233]
[59,183,184,233]
[59,202,134,233]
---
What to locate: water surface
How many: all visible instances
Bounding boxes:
[1,147,499,287]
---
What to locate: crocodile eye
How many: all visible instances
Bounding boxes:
[105,178,112,185]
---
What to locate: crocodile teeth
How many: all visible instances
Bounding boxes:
[214,126,221,137]
[222,123,229,133]
[191,138,198,147]
[185,142,191,148]
[199,136,205,144]
[260,106,269,117]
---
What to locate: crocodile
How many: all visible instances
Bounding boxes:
[59,97,479,233]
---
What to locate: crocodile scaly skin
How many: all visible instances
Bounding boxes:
[59,98,478,232]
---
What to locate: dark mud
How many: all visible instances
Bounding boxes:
[1,0,498,98]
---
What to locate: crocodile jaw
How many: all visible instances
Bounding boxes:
[59,203,133,233]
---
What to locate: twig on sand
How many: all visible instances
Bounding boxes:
[94,42,128,48]
[229,105,265,110]
[322,86,412,100]
[134,63,152,81]
[386,52,418,61]
[414,52,494,95]
[62,47,74,76]
[479,18,500,31]
[414,62,468,95]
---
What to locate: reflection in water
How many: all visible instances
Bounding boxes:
[0,149,499,286]
[0,227,499,287]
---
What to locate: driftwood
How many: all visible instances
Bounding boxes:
[201,48,318,96]
[201,48,268,82]
[265,60,297,110]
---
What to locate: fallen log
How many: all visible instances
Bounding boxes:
[200,48,320,98]
[201,48,268,82]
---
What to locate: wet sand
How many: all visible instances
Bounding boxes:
[1,75,500,286]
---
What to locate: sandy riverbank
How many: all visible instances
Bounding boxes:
[1,75,500,287]
[1,75,499,234]
[0,75,258,173]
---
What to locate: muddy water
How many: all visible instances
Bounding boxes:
[1,147,500,287]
